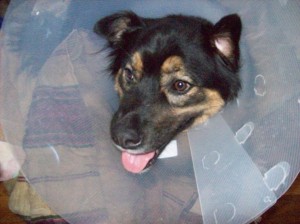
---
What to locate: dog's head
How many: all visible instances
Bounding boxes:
[94,11,242,173]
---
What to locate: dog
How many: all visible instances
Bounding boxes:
[94,11,242,174]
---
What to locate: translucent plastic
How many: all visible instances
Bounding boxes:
[0,1,299,223]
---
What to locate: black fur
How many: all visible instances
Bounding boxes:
[94,11,242,171]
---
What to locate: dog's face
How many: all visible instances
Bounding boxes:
[94,11,242,173]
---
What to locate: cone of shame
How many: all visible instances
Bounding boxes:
[0,1,299,224]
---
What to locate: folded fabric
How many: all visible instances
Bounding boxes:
[23,85,95,149]
[13,28,107,223]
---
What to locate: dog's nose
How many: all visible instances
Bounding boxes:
[118,129,142,149]
[111,111,143,149]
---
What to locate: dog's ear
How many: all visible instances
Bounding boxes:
[211,14,242,69]
[94,11,144,47]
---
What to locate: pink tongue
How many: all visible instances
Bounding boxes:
[122,151,156,173]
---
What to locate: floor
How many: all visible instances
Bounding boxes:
[0,124,299,223]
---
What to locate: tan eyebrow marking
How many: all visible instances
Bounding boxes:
[114,69,124,97]
[160,55,189,88]
[161,55,184,74]
[131,52,144,73]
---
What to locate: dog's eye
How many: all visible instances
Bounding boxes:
[124,67,135,82]
[173,80,191,94]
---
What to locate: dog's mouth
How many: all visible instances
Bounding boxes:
[121,150,159,173]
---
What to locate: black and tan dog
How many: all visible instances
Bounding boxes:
[94,11,242,173]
